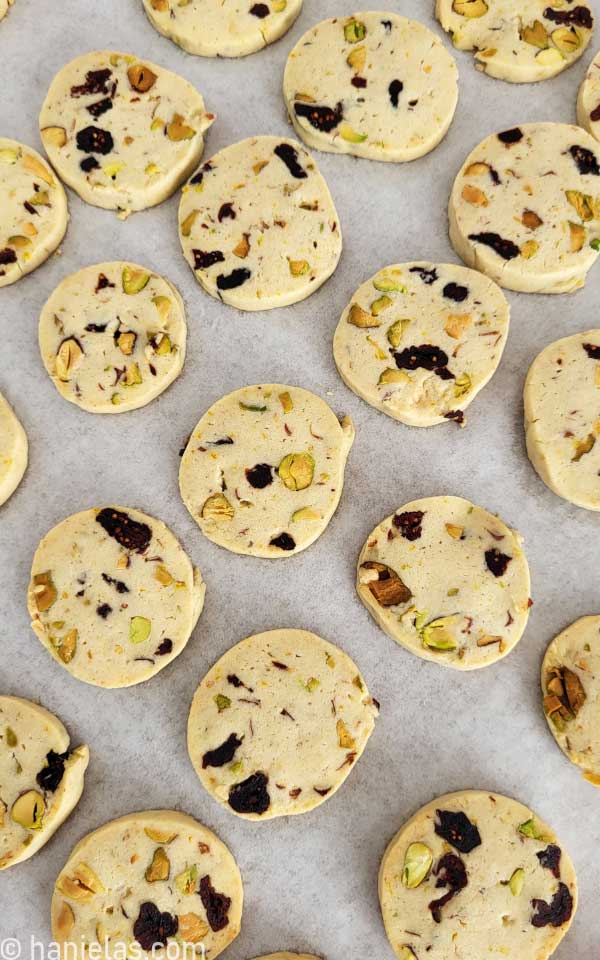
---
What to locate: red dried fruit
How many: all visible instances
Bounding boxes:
[102,572,129,594]
[199,875,232,931]
[217,268,252,290]
[193,249,225,271]
[544,6,593,28]
[249,2,269,17]
[443,282,469,302]
[434,809,482,853]
[294,100,343,133]
[389,79,403,107]
[445,410,465,425]
[228,771,270,814]
[269,532,296,551]
[429,853,468,923]
[218,203,236,222]
[96,508,152,553]
[583,342,600,359]
[80,156,100,172]
[468,232,520,260]
[96,603,112,619]
[76,126,114,155]
[570,145,600,176]
[498,128,523,144]
[537,844,562,879]
[394,344,450,376]
[274,142,308,179]
[0,249,17,265]
[245,464,273,489]
[591,103,600,123]
[409,266,438,284]
[155,638,173,656]
[87,98,113,119]
[485,548,512,577]
[531,882,573,928]
[36,750,69,792]
[393,511,425,541]
[71,68,112,98]
[352,76,367,88]
[202,734,243,769]
[133,902,178,950]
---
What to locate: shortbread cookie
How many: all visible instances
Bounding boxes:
[39,51,214,215]
[333,262,509,426]
[577,49,600,142]
[0,138,68,288]
[449,123,600,293]
[283,12,458,162]
[0,392,27,506]
[380,790,577,960]
[39,262,186,414]
[180,385,354,557]
[357,496,531,670]
[437,0,593,83]
[0,696,89,870]
[28,507,205,688]
[142,0,303,58]
[52,810,242,958]
[188,629,378,820]
[179,136,341,310]
[0,0,14,21]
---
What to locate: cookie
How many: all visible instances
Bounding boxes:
[524,331,600,510]
[252,955,320,959]
[0,696,89,870]
[51,810,242,958]
[39,51,214,216]
[283,12,458,162]
[0,138,68,288]
[449,123,600,293]
[437,0,593,83]
[179,385,354,557]
[577,48,600,142]
[39,262,187,414]
[0,391,27,507]
[380,790,577,960]
[0,0,14,21]
[179,136,341,310]
[28,507,205,688]
[142,0,303,58]
[357,496,531,670]
[333,262,509,427]
[188,629,378,820]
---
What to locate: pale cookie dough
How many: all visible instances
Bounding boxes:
[51,810,242,959]
[333,262,509,427]
[0,696,89,870]
[251,955,320,959]
[449,123,600,294]
[142,0,303,58]
[283,12,458,162]
[0,392,27,507]
[577,49,600,141]
[357,496,531,670]
[380,790,577,960]
[188,629,378,820]
[39,262,187,414]
[179,136,341,310]
[39,51,214,215]
[179,385,354,557]
[28,507,205,688]
[525,331,600,510]
[437,0,593,83]
[0,138,68,288]
[0,0,14,21]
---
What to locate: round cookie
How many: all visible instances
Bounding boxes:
[39,262,187,414]
[0,696,89,870]
[449,122,600,294]
[39,51,214,216]
[179,384,354,557]
[379,790,577,960]
[51,810,242,958]
[188,629,378,820]
[283,12,458,163]
[437,0,593,83]
[0,392,27,506]
[524,331,600,510]
[357,496,531,670]
[179,136,341,310]
[28,506,205,688]
[333,262,509,427]
[0,0,14,21]
[0,138,68,288]
[142,0,303,58]
[577,49,600,141]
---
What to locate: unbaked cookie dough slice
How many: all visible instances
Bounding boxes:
[39,51,214,215]
[39,262,186,414]
[334,262,509,427]
[28,507,205,688]
[437,0,593,83]
[179,385,354,557]
[357,496,531,670]
[577,49,600,141]
[0,696,89,870]
[52,810,242,958]
[0,392,27,506]
[188,629,378,820]
[380,790,577,960]
[179,136,341,310]
[142,0,303,58]
[449,123,600,293]
[283,13,458,162]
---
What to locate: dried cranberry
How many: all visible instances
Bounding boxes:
[199,875,231,931]
[468,232,520,261]
[485,548,511,577]
[245,463,273,489]
[155,638,173,656]
[85,323,107,332]
[537,844,562,879]
[101,572,129,594]
[87,98,113,118]
[71,68,112,98]
[591,103,600,123]
[228,674,243,687]
[217,268,251,290]
[393,511,425,541]
[443,282,469,302]
[498,128,523,144]
[76,126,114,155]
[409,266,438,284]
[274,142,307,179]
[80,156,99,173]
[133,902,178,950]
[445,410,465,425]
[36,750,69,792]
[394,344,449,372]
[95,273,114,292]
[250,2,269,16]
[96,508,152,553]
[202,733,243,769]
[97,603,112,619]
[218,202,236,222]
[269,532,296,551]
[389,79,403,107]
[294,100,343,133]
[570,144,600,176]
[229,771,270,814]
[0,249,17,265]
[429,854,468,923]
[352,76,367,88]
[434,809,482,853]
[193,249,225,271]
[583,342,600,359]
[531,883,573,928]
[544,6,593,28]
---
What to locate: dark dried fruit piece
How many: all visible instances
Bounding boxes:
[389,79,403,107]
[468,232,520,260]
[445,410,465,425]
[217,268,251,290]
[352,76,367,88]
[96,603,112,619]
[434,809,482,853]
[218,203,236,222]
[134,902,178,950]
[229,770,270,815]
[544,6,593,28]
[361,561,412,606]
[250,2,269,16]
[76,126,114,155]
[199,875,232,931]
[498,128,523,145]
[269,532,296,551]
[570,144,600,176]
[193,249,225,271]
[429,853,468,923]
[485,548,512,577]
[591,104,600,123]
[0,249,17,265]
[71,68,112,98]
[80,156,100,173]
[537,844,562,879]
[36,750,69,792]
[294,100,343,133]
[202,733,243,769]
[87,98,113,119]
[274,142,307,179]
[393,511,425,541]
[155,638,173,656]
[583,342,600,359]
[245,463,273,489]
[531,882,573,928]
[96,508,152,553]
[102,572,129,594]
[443,282,469,302]
[409,266,438,284]
[394,344,450,374]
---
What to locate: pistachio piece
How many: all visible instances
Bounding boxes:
[215,694,231,712]
[344,18,366,42]
[279,390,293,413]
[348,302,380,328]
[151,0,169,9]
[453,0,488,16]
[153,333,172,356]
[178,913,209,943]
[402,842,433,889]
[339,123,367,144]
[0,148,18,164]
[462,184,488,206]
[167,114,196,141]
[387,319,409,347]
[421,616,457,651]
[518,818,553,842]
[454,373,472,399]
[288,259,310,276]
[53,629,78,664]
[521,240,539,260]
[11,790,45,830]
[175,864,198,895]
[117,331,136,356]
[55,902,75,937]
[57,863,105,902]
[129,616,151,644]
[347,45,366,71]
[55,338,84,381]
[144,826,178,844]
[569,222,586,252]
[522,210,543,230]
[5,727,17,748]
[127,64,158,93]
[233,234,250,259]
[32,571,57,612]
[360,561,412,606]
[22,153,54,186]
[145,847,170,882]
[336,719,356,749]
[551,27,581,53]
[572,433,595,461]
[465,161,491,176]
[123,362,142,387]
[566,190,593,221]
[278,452,315,491]
[378,368,410,385]
[445,523,464,539]
[445,314,472,339]
[291,506,321,521]
[373,277,405,293]
[536,47,563,66]
[521,20,549,48]
[122,266,151,294]
[397,950,417,960]
[201,493,235,521]
[181,210,199,237]
[41,126,67,148]
[371,295,392,316]
[152,295,172,320]
[7,235,32,250]
[508,867,525,896]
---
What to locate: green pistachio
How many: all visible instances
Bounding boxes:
[402,842,433,889]
[129,616,151,644]
[278,452,315,491]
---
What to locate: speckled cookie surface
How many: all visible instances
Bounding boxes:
[51,810,242,959]
[28,507,205,688]
[333,262,509,426]
[449,123,600,294]
[39,262,186,414]
[188,629,378,820]
[0,696,88,870]
[179,136,341,310]
[380,790,577,960]
[179,385,354,557]
[283,12,458,162]
[0,392,27,507]
[357,496,531,670]
[142,0,303,58]
[577,49,600,141]
[39,51,214,215]
[436,0,593,83]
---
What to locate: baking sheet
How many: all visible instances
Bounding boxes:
[1,0,599,955]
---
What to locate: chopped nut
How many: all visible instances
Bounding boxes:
[124,362,143,386]
[521,20,549,48]
[336,720,356,749]
[347,45,366,71]
[371,296,392,316]
[445,314,472,339]
[279,391,293,413]
[152,295,172,320]
[522,210,543,230]
[127,64,158,93]
[566,190,593,221]
[462,184,488,206]
[201,493,235,521]
[508,867,525,896]
[348,303,380,328]
[56,864,105,902]
[569,222,585,252]
[233,234,250,259]
[32,572,57,612]
[175,864,198,895]
[167,114,196,141]
[387,318,410,347]
[55,338,84,381]
[129,616,151,644]
[288,259,310,276]
[572,433,595,461]
[144,826,178,843]
[445,523,464,539]
[402,842,433,889]
[378,368,410,384]
[181,210,199,237]
[278,452,315,491]
[55,902,75,937]
[11,790,45,830]
[465,161,491,176]
[339,123,367,143]
[344,18,366,42]
[551,27,581,53]
[41,126,67,148]
[117,331,136,356]
[53,629,78,664]
[291,506,321,521]
[452,0,488,15]
[421,617,457,651]
[360,561,412,606]
[178,913,209,943]
[22,153,54,186]
[145,847,170,882]
[521,240,539,260]
[122,266,150,295]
